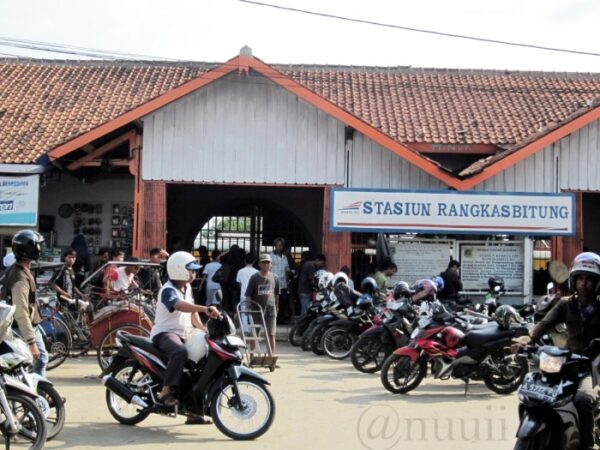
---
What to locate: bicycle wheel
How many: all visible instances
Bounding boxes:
[40,316,72,371]
[97,324,149,371]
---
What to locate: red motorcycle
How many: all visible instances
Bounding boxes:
[380,305,529,395]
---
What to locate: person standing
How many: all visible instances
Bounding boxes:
[271,238,291,324]
[236,253,258,306]
[245,254,279,355]
[49,247,86,300]
[4,230,48,376]
[202,250,222,306]
[438,259,463,301]
[139,247,169,295]
[297,253,327,315]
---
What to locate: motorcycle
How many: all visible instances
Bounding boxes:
[0,304,47,450]
[321,294,378,360]
[513,340,600,450]
[350,298,416,373]
[103,314,275,440]
[307,295,351,356]
[380,303,529,395]
[288,291,328,347]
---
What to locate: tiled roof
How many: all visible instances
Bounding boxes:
[0,60,216,163]
[1,58,600,167]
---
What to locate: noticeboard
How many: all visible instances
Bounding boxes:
[389,239,453,285]
[459,242,525,292]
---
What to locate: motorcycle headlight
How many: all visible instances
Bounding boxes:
[539,353,565,374]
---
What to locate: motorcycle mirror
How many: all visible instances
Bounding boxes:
[546,282,554,295]
[548,260,569,285]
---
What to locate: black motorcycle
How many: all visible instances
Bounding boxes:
[288,291,328,347]
[513,341,600,450]
[103,314,275,440]
[350,299,416,373]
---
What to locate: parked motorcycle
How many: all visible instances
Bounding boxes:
[380,304,529,395]
[321,294,378,360]
[103,314,275,440]
[0,304,47,450]
[513,341,600,450]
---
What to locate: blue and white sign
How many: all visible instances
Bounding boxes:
[331,188,575,236]
[0,175,39,226]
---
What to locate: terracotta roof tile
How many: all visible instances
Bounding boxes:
[1,59,600,166]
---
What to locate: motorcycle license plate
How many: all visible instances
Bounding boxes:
[518,380,560,402]
[321,300,329,307]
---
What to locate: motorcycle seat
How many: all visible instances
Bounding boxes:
[462,324,515,347]
[118,332,168,361]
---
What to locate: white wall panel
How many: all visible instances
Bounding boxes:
[142,72,346,185]
[474,118,600,193]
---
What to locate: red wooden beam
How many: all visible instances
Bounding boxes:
[66,131,136,170]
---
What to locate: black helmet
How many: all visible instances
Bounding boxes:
[12,230,44,261]
[488,277,505,292]
[393,281,411,300]
[361,277,379,295]
[206,313,235,338]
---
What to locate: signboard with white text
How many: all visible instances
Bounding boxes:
[330,188,575,236]
[0,175,39,226]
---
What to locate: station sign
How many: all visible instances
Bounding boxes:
[330,188,575,236]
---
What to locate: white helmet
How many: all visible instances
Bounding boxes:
[185,330,209,363]
[331,271,349,287]
[317,271,334,290]
[167,251,202,281]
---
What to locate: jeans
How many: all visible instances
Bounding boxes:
[33,326,48,377]
[299,293,311,316]
[574,375,597,450]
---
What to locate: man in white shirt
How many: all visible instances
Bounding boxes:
[202,250,222,305]
[270,238,291,324]
[108,258,140,293]
[236,253,258,305]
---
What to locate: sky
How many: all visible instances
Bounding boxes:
[0,0,599,72]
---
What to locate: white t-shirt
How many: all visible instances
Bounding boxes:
[236,266,258,301]
[110,266,134,292]
[203,261,222,291]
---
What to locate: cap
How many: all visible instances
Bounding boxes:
[259,253,272,262]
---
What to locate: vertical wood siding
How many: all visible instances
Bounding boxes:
[142,72,347,185]
[474,119,600,193]
[349,133,446,190]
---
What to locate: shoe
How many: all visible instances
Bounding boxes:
[185,414,212,425]
[157,393,179,408]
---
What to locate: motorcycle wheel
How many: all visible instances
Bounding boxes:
[0,392,47,450]
[105,361,151,425]
[380,354,427,394]
[309,323,329,356]
[42,316,72,371]
[483,351,528,395]
[322,326,356,360]
[301,322,318,351]
[350,333,392,373]
[288,317,310,347]
[36,383,66,441]
[210,375,275,440]
[513,430,555,450]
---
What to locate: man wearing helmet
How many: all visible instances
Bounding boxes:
[515,252,600,450]
[151,251,219,414]
[3,230,47,375]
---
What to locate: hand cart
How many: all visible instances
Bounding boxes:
[236,299,277,372]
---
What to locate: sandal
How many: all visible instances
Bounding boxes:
[185,414,212,425]
[158,393,179,408]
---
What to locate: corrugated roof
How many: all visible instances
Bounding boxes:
[1,58,600,167]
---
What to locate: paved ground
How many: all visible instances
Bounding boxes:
[42,342,521,450]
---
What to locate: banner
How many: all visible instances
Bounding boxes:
[330,188,575,236]
[459,243,524,292]
[0,175,39,226]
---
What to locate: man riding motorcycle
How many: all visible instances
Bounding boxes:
[515,252,600,450]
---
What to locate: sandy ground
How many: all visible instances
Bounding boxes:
[42,343,520,450]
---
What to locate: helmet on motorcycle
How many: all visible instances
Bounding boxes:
[412,279,437,303]
[314,270,334,290]
[166,251,202,281]
[442,326,464,348]
[360,277,379,295]
[393,281,411,300]
[184,330,209,363]
[433,276,445,291]
[488,276,505,293]
[570,252,600,292]
[494,305,521,330]
[12,230,44,262]
[206,313,235,338]
[331,271,349,287]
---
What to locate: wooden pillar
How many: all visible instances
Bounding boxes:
[321,186,352,272]
[131,133,167,257]
[552,191,583,266]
